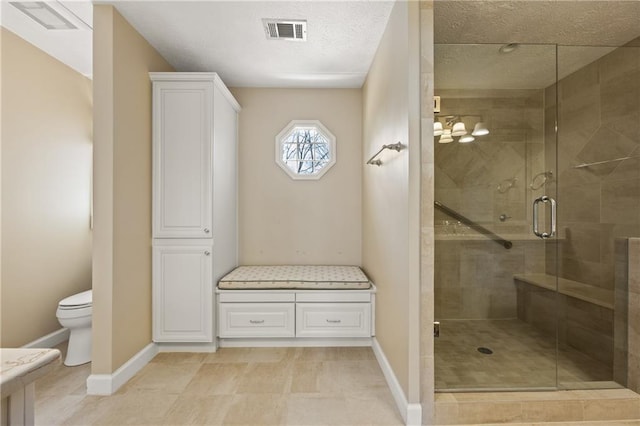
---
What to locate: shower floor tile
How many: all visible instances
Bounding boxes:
[435,319,617,391]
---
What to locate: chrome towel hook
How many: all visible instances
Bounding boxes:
[529,171,553,190]
[497,177,517,193]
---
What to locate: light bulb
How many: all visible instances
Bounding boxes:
[451,122,467,136]
[459,134,475,143]
[439,129,454,143]
[434,121,444,136]
[472,122,489,136]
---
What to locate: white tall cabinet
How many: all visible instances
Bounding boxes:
[151,73,240,343]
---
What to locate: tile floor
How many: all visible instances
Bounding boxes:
[34,341,639,426]
[35,344,404,425]
[435,319,617,390]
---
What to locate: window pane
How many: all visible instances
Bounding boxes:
[276,121,335,179]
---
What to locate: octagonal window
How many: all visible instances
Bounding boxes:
[275,120,336,180]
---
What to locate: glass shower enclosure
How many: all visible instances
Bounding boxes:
[433,42,639,392]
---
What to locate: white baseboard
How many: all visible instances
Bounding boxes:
[22,328,70,348]
[157,342,217,352]
[86,343,158,395]
[405,403,423,426]
[372,338,422,426]
[218,337,372,348]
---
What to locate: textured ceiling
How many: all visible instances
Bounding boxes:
[107,1,395,88]
[435,1,640,46]
[4,1,640,90]
[434,44,623,90]
[434,1,640,90]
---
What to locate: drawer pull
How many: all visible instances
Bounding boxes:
[249,319,265,324]
[326,319,342,324]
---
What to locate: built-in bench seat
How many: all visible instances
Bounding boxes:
[216,265,376,347]
[513,273,613,309]
[218,265,371,290]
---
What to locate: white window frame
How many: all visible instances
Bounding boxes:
[275,120,336,180]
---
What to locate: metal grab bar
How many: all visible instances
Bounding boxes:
[434,201,513,249]
[366,142,404,166]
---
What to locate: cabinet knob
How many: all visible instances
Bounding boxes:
[204,228,210,234]
[204,251,210,256]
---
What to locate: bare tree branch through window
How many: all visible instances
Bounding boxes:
[276,121,336,180]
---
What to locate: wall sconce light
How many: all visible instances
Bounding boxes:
[433,115,490,144]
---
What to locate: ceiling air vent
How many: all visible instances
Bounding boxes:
[262,19,307,41]
[10,1,91,30]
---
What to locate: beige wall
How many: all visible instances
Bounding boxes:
[231,88,362,266]
[0,28,93,347]
[362,0,422,403]
[93,5,173,373]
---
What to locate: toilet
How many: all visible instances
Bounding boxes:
[56,290,92,366]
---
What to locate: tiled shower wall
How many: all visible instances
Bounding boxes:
[435,91,544,229]
[546,43,640,291]
[434,90,546,319]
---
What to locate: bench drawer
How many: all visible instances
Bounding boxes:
[296,303,371,338]
[218,303,295,338]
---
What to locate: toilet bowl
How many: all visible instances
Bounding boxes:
[56,290,92,366]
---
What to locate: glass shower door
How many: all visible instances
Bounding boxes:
[433,43,560,391]
[554,44,640,390]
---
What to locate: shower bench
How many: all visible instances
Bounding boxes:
[514,273,614,366]
[215,265,376,347]
[513,273,613,309]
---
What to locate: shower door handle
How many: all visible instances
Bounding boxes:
[533,196,556,239]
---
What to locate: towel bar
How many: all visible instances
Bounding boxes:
[366,142,404,166]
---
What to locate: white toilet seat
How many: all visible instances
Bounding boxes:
[59,290,92,308]
[58,303,91,310]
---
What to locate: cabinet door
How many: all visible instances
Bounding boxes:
[218,303,295,338]
[153,245,213,342]
[153,81,213,238]
[296,303,372,338]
